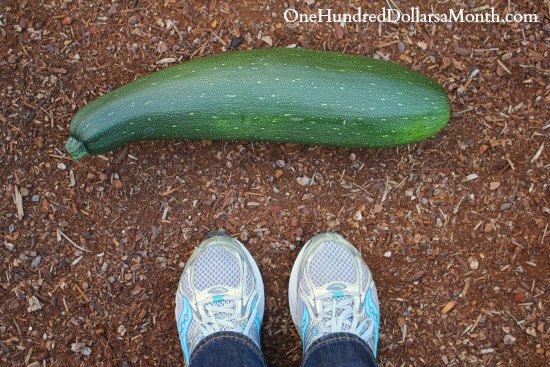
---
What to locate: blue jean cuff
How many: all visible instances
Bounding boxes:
[190,331,267,367]
[302,332,377,367]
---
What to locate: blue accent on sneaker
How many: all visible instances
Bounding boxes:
[251,296,262,340]
[301,304,311,343]
[212,295,224,303]
[364,288,380,356]
[177,296,193,364]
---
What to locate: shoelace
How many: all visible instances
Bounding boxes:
[318,292,373,339]
[197,295,257,336]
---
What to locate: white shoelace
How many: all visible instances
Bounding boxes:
[197,295,257,336]
[318,293,373,339]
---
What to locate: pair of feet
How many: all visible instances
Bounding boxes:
[175,231,380,365]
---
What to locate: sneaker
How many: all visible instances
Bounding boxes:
[288,232,380,355]
[175,230,265,365]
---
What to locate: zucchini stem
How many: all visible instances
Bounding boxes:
[65,136,89,160]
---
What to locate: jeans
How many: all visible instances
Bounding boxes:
[189,331,378,367]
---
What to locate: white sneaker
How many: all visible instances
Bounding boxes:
[288,232,380,355]
[175,230,264,365]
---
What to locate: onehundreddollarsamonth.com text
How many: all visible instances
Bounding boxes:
[284,7,540,24]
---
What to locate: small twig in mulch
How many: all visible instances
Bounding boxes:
[57,229,92,253]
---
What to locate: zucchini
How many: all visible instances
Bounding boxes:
[65,48,450,159]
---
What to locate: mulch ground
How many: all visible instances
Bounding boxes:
[1,1,549,366]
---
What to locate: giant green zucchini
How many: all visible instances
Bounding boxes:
[65,48,450,159]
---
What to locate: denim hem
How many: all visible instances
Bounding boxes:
[301,332,377,367]
[190,331,267,367]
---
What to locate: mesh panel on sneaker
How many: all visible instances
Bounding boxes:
[309,241,357,287]
[182,274,193,297]
[245,267,254,295]
[175,292,184,319]
[300,275,311,296]
[370,285,379,306]
[361,262,370,288]
[193,246,240,290]
[295,298,304,326]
